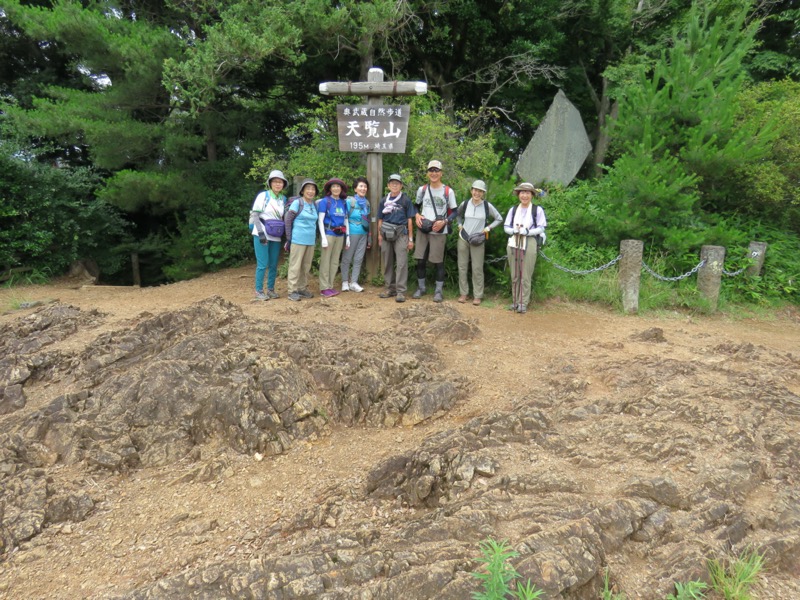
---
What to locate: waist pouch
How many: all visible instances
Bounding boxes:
[419,217,445,234]
[261,218,285,238]
[467,231,486,246]
[380,222,404,241]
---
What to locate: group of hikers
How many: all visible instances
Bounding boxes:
[249,160,547,314]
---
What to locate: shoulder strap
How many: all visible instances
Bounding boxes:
[483,199,488,227]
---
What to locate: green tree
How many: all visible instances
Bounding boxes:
[733,79,800,232]
[748,0,800,81]
[1,0,297,281]
[0,138,128,277]
[591,2,777,251]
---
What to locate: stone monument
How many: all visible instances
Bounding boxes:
[515,89,592,186]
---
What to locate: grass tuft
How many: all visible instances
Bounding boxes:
[708,548,764,600]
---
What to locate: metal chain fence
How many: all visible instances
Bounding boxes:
[642,259,705,282]
[538,250,622,275]
[483,247,758,280]
[722,250,760,277]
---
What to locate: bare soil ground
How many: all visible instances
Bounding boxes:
[1,265,799,599]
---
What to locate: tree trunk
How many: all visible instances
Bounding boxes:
[592,76,618,178]
[206,137,217,162]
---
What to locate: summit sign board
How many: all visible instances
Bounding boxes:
[336,104,410,153]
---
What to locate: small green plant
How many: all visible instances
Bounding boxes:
[601,567,626,599]
[707,549,764,600]
[471,538,543,600]
[666,580,707,600]
[2,294,30,312]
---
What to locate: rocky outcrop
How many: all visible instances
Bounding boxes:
[2,297,799,599]
[0,298,465,554]
[0,303,104,414]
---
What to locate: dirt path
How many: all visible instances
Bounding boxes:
[1,266,798,599]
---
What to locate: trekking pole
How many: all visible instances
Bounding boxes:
[510,234,518,306]
[517,242,525,308]
[514,233,524,308]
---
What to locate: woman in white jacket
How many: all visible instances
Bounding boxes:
[503,182,547,314]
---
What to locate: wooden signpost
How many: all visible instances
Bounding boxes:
[319,67,427,277]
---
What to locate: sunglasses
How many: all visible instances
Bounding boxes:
[427,168,441,173]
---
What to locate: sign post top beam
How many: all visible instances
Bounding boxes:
[319,68,427,97]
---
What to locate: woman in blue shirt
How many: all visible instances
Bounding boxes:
[317,178,350,297]
[340,176,370,293]
[284,179,319,302]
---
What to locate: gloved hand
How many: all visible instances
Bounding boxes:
[530,227,544,236]
[321,237,329,249]
[483,227,490,234]
[345,235,351,249]
[283,241,290,252]
[258,233,268,245]
[519,227,529,236]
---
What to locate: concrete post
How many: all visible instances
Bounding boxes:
[618,240,643,314]
[698,245,726,311]
[747,241,767,276]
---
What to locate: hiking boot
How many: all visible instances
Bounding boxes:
[349,282,364,293]
[288,292,301,301]
[517,304,527,314]
[321,289,334,297]
[472,298,482,306]
[342,281,350,292]
[509,303,518,311]
[395,294,406,303]
[254,291,268,301]
[433,281,444,303]
[412,279,426,299]
[458,295,468,303]
[298,289,313,298]
[379,290,397,298]
[267,289,279,299]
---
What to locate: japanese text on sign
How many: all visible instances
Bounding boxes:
[336,105,410,154]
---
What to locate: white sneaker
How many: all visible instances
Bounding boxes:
[342,281,350,292]
[350,282,364,293]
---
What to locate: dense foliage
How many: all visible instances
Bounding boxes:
[1,0,798,303]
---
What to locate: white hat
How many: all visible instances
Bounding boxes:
[427,160,442,170]
[471,180,487,192]
[268,169,289,188]
[388,173,403,184]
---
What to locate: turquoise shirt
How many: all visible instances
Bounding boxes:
[289,199,318,246]
[347,196,370,236]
